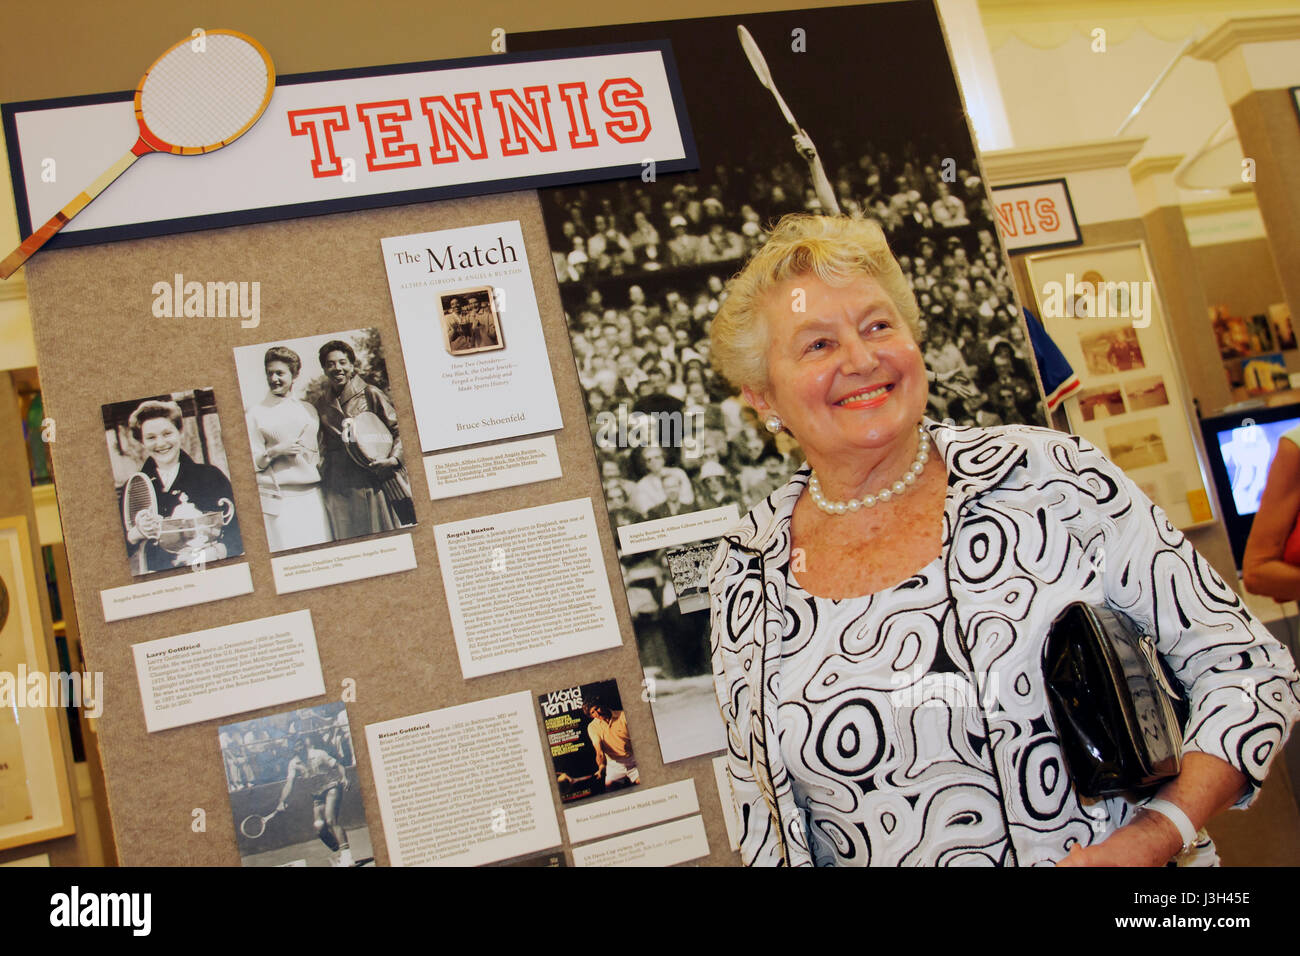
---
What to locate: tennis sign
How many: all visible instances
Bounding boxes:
[2,41,696,248]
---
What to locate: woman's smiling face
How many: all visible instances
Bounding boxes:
[140,417,182,467]
[322,350,354,388]
[747,274,928,462]
[265,360,294,397]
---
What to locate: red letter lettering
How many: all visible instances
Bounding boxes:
[287,106,349,178]
[355,100,421,172]
[1034,197,1059,232]
[557,82,599,149]
[489,86,557,156]
[418,93,489,164]
[994,202,1018,237]
[1014,199,1037,234]
[599,78,650,144]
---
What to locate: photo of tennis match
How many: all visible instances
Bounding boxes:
[219,703,374,867]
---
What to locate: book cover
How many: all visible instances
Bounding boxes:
[381,220,563,452]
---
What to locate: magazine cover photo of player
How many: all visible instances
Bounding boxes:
[538,679,640,803]
[219,703,373,867]
[514,2,1047,762]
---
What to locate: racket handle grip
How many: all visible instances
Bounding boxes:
[0,148,140,280]
[0,213,66,279]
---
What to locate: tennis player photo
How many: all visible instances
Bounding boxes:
[439,287,504,355]
[219,703,373,867]
[233,327,416,554]
[101,387,244,577]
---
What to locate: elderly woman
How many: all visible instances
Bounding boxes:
[1243,423,1300,601]
[707,215,1300,867]
[247,346,331,552]
[123,399,243,573]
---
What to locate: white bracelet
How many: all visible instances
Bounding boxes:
[1142,798,1197,853]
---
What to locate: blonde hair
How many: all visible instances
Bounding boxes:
[710,214,920,391]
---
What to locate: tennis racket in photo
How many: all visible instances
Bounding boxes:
[341,411,395,469]
[737,25,800,133]
[0,29,276,279]
[240,808,281,839]
[121,472,158,536]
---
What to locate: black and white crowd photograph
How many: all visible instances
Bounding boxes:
[516,3,1047,761]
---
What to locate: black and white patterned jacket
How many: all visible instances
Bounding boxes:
[708,420,1300,866]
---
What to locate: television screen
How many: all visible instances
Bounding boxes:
[1215,418,1300,515]
[1200,402,1300,568]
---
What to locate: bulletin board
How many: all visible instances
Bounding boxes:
[22,186,743,864]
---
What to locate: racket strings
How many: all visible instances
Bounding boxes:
[140,36,269,147]
[124,474,156,524]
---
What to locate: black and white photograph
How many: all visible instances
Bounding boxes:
[1076,384,1125,422]
[1124,374,1170,412]
[233,328,415,554]
[1079,324,1147,375]
[219,702,373,867]
[664,541,718,614]
[101,387,244,577]
[1105,417,1169,471]
[513,3,1046,761]
[439,287,503,355]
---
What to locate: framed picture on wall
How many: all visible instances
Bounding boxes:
[0,515,76,850]
[1026,241,1217,530]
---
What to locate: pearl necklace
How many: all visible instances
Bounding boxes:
[809,424,929,515]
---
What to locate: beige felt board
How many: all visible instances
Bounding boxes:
[24,191,740,866]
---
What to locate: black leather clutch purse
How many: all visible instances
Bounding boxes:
[1044,603,1189,798]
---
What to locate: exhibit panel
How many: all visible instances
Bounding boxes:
[2,1,1298,878]
[2,0,1057,869]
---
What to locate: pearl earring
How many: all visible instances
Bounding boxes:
[764,414,784,434]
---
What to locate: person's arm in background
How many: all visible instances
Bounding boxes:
[1243,438,1300,602]
[586,721,606,779]
[276,761,299,811]
[792,131,840,216]
[1058,438,1300,866]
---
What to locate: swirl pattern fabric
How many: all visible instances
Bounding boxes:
[709,420,1300,866]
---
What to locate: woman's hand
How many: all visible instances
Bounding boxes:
[1056,810,1183,867]
[132,510,161,542]
[792,129,818,163]
[266,439,308,461]
[367,456,399,478]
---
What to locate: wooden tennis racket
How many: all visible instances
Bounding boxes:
[240,808,281,839]
[0,30,276,279]
[122,472,159,575]
[122,472,158,533]
[341,411,395,469]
